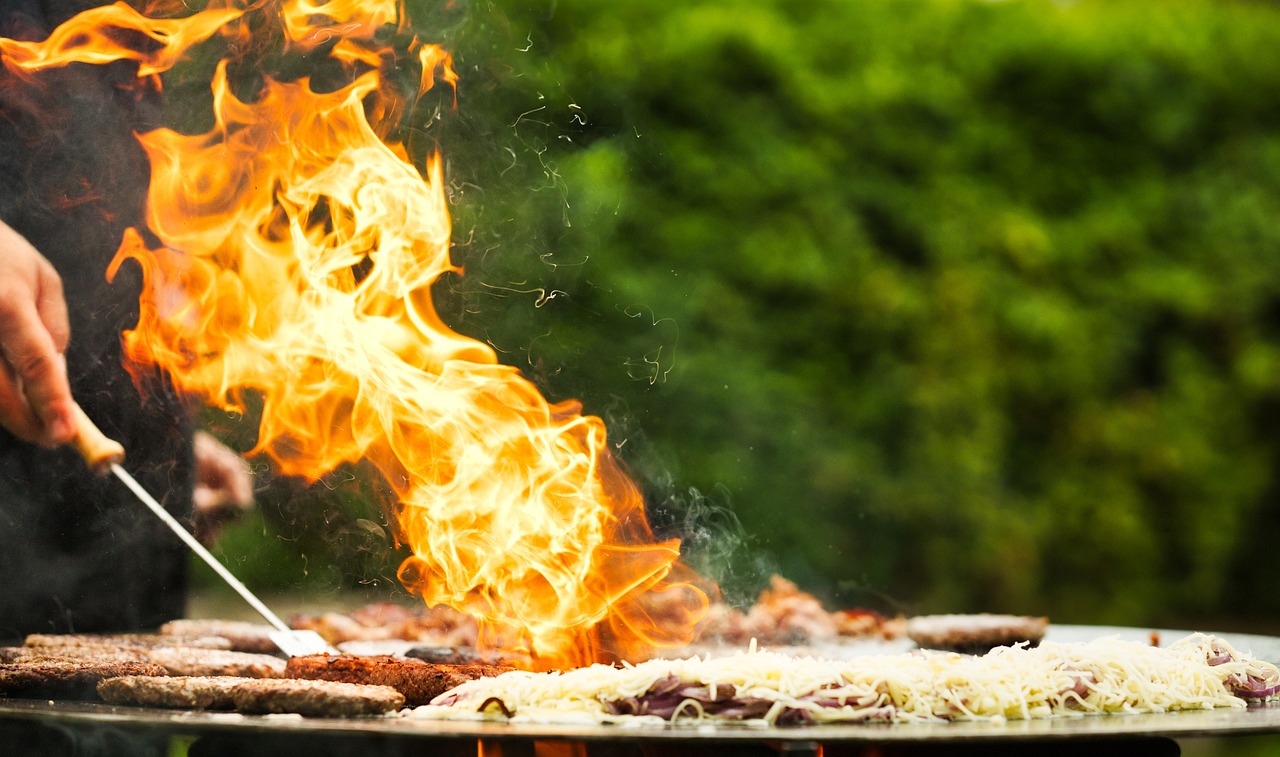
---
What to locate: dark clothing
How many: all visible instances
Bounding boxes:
[0,1,192,637]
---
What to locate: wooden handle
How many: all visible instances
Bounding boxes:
[71,405,125,476]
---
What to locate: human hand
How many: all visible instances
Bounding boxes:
[192,430,255,544]
[0,220,75,447]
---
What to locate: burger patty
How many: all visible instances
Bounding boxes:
[284,654,512,707]
[24,633,233,651]
[159,620,280,655]
[229,678,405,717]
[6,644,283,678]
[3,646,148,664]
[98,675,245,710]
[0,659,169,700]
[404,645,492,665]
[906,614,1049,654]
[143,648,286,678]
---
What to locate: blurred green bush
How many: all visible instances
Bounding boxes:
[208,0,1280,628]
[425,0,1280,626]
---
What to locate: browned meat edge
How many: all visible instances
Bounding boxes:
[284,654,511,707]
[0,660,169,700]
[98,675,245,710]
[229,678,405,717]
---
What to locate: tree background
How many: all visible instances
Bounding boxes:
[203,0,1280,632]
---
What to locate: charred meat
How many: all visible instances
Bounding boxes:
[98,675,245,710]
[284,654,511,707]
[143,648,286,678]
[229,678,405,717]
[159,620,279,654]
[906,614,1049,654]
[0,659,168,700]
[24,633,233,651]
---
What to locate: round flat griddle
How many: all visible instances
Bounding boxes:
[0,625,1277,745]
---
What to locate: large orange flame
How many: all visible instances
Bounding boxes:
[2,0,708,666]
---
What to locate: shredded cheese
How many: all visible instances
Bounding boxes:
[410,634,1279,725]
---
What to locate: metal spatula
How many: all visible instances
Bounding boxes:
[71,406,337,657]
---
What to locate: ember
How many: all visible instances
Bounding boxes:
[0,0,708,668]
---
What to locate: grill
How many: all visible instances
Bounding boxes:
[2,625,1277,756]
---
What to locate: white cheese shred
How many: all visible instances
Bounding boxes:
[409,634,1279,726]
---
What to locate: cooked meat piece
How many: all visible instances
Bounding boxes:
[11,646,148,664]
[9,643,283,678]
[289,612,373,645]
[695,576,904,645]
[0,659,168,700]
[98,675,245,710]
[336,640,420,657]
[834,609,906,639]
[143,648,286,678]
[906,614,1049,654]
[24,633,232,651]
[10,639,281,678]
[289,603,477,647]
[159,620,279,654]
[284,654,511,707]
[404,646,491,665]
[229,678,405,717]
[345,603,421,628]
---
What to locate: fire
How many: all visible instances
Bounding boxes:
[2,0,707,666]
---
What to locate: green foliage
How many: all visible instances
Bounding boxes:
[196,457,408,595]
[421,0,1280,624]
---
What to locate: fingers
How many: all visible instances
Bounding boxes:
[0,285,75,446]
[36,256,70,353]
[193,430,255,513]
[0,359,45,442]
[0,222,75,446]
[192,431,255,546]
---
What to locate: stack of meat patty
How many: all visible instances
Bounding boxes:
[0,619,510,717]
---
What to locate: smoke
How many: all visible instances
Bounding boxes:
[583,393,776,608]
[650,483,781,609]
[423,34,772,605]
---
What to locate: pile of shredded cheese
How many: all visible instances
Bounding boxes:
[409,634,1279,725]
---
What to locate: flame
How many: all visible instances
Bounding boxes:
[0,2,239,77]
[2,0,707,666]
[281,0,402,46]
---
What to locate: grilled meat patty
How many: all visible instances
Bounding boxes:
[143,648,286,678]
[159,620,280,655]
[229,678,405,717]
[3,646,148,664]
[98,675,245,710]
[404,645,493,665]
[284,654,512,707]
[906,614,1049,654]
[24,633,233,651]
[8,643,283,678]
[100,675,407,716]
[0,659,168,700]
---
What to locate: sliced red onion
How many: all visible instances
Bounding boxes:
[1229,674,1280,700]
[1060,669,1095,699]
[478,696,515,717]
[605,676,897,723]
[605,676,775,720]
[1207,644,1233,667]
